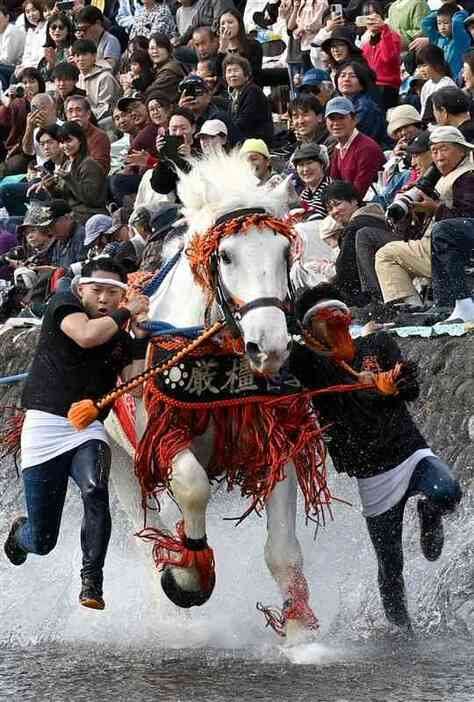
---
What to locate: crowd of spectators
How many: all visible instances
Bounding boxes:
[0,0,473,325]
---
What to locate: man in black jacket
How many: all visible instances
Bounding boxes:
[322,181,399,306]
[4,258,149,610]
[290,282,462,630]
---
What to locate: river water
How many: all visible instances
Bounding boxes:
[1,457,473,702]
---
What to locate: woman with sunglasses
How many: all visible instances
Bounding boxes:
[38,13,75,82]
[43,121,108,224]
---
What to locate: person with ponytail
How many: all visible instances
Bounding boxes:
[3,256,150,611]
[289,281,462,633]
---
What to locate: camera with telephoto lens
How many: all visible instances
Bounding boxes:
[0,246,26,266]
[8,83,25,98]
[385,165,441,224]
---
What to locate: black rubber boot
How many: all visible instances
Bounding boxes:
[4,517,28,566]
[79,572,105,610]
[417,500,444,561]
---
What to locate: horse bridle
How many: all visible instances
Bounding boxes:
[209,208,298,340]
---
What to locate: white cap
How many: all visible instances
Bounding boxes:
[196,119,228,139]
[429,126,474,150]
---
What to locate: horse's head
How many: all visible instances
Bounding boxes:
[178,151,298,376]
[214,217,292,375]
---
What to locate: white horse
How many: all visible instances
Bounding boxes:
[109,152,328,640]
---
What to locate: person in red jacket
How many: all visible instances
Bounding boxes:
[326,96,385,198]
[361,2,402,110]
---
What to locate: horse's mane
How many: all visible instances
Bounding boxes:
[176,150,288,240]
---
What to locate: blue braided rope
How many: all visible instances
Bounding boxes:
[0,372,29,385]
[141,249,182,298]
[140,321,205,339]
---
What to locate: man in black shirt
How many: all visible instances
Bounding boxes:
[4,258,149,611]
[290,283,462,631]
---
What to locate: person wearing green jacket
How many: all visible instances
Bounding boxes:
[387,0,430,48]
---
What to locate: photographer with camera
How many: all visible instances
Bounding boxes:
[177,73,233,142]
[150,106,197,200]
[375,126,474,310]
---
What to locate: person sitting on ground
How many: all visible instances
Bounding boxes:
[71,39,121,127]
[196,118,228,155]
[360,1,401,111]
[334,60,386,143]
[290,282,462,632]
[326,96,385,199]
[177,73,234,142]
[37,12,75,82]
[322,179,394,306]
[431,86,474,143]
[146,32,185,102]
[64,95,111,175]
[42,121,108,225]
[223,54,274,145]
[0,4,26,90]
[51,63,87,121]
[216,9,263,83]
[292,142,332,221]
[375,126,474,310]
[75,6,122,74]
[421,2,470,80]
[3,256,150,611]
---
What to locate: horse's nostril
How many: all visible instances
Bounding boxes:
[246,342,260,361]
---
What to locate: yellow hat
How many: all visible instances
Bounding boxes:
[240,138,270,159]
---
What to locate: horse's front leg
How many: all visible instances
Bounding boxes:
[264,462,319,641]
[160,448,215,608]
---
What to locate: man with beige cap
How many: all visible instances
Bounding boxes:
[240,138,274,184]
[382,105,425,200]
[375,126,474,312]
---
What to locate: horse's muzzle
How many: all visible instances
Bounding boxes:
[246,342,290,377]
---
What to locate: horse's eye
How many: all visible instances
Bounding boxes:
[220,251,231,265]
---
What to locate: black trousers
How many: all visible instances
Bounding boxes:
[17,440,112,580]
[431,218,474,306]
[356,226,401,300]
[365,456,462,628]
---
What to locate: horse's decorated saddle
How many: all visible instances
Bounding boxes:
[149,336,302,408]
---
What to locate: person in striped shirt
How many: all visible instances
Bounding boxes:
[293,142,332,221]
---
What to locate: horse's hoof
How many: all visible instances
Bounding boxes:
[161,565,215,608]
[285,618,318,645]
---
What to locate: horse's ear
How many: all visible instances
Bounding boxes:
[266,175,299,213]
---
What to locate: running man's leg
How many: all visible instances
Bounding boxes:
[365,499,412,628]
[408,455,462,561]
[69,440,112,581]
[15,453,71,556]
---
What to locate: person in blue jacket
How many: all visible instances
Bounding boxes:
[421,3,470,80]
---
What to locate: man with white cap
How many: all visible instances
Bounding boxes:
[4,257,149,611]
[382,105,424,200]
[375,126,474,312]
[196,118,228,155]
[325,96,385,198]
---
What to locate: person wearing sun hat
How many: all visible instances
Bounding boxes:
[375,125,474,312]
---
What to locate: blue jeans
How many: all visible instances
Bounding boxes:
[365,455,462,628]
[16,440,112,579]
[431,218,474,305]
